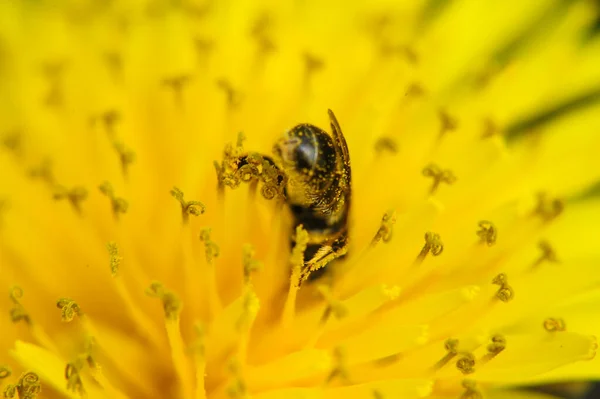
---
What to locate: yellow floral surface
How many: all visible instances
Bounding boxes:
[1,0,600,398]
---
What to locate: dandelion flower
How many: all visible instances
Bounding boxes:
[2,1,600,398]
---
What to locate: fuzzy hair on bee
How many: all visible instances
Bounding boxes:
[216,110,351,282]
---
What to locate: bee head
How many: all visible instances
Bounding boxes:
[273,124,337,205]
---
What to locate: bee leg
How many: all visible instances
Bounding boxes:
[300,237,348,282]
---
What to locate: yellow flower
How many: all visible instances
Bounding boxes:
[1,0,600,398]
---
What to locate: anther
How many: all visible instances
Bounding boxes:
[479,334,507,363]
[439,110,458,136]
[216,78,242,108]
[460,380,482,399]
[112,140,135,177]
[28,159,55,185]
[65,361,85,395]
[456,352,476,374]
[95,109,121,135]
[57,298,83,322]
[0,366,11,379]
[325,347,351,385]
[534,192,564,221]
[434,338,460,369]
[53,185,88,214]
[251,13,277,55]
[372,390,384,399]
[242,244,262,284]
[199,228,220,264]
[3,371,41,399]
[98,181,128,218]
[194,37,214,60]
[476,221,497,246]
[405,82,425,98]
[532,240,559,269]
[2,130,23,154]
[162,75,192,107]
[9,286,30,325]
[416,232,444,263]
[318,286,348,321]
[374,137,399,154]
[170,187,205,223]
[146,282,181,321]
[544,318,566,332]
[106,242,122,277]
[422,164,456,194]
[482,118,497,138]
[303,52,324,77]
[492,273,514,302]
[371,209,397,246]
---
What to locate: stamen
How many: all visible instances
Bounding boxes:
[242,244,262,284]
[476,221,497,246]
[111,140,136,178]
[194,37,214,61]
[146,282,192,397]
[544,318,566,332]
[459,380,482,399]
[481,118,497,138]
[98,181,128,219]
[324,347,350,385]
[171,187,206,223]
[216,79,242,108]
[317,286,348,322]
[107,242,122,277]
[65,361,85,395]
[492,273,514,302]
[456,352,476,375]
[373,389,384,399]
[439,110,458,136]
[162,75,192,107]
[226,359,248,399]
[53,185,88,214]
[371,210,397,246]
[56,298,83,322]
[104,52,123,82]
[2,130,23,155]
[433,338,460,369]
[374,137,399,154]
[422,164,456,194]
[534,192,564,221]
[9,286,30,325]
[303,52,324,78]
[532,240,559,269]
[3,371,41,399]
[415,232,444,263]
[190,323,207,399]
[95,109,121,136]
[282,225,308,326]
[480,334,506,364]
[146,282,182,321]
[251,13,277,55]
[199,228,220,264]
[28,159,55,185]
[405,82,425,98]
[0,366,11,379]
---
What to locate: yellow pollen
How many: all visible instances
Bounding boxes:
[56,298,83,322]
[52,185,88,214]
[492,273,514,302]
[476,221,497,246]
[242,244,262,284]
[3,371,41,399]
[416,232,444,263]
[422,164,457,194]
[98,181,128,219]
[371,210,397,246]
[171,187,206,223]
[544,318,567,332]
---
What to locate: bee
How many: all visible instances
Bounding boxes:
[216,110,351,281]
